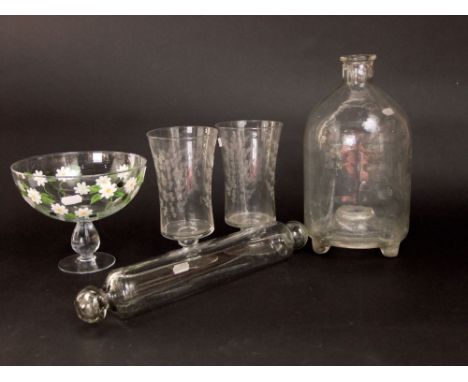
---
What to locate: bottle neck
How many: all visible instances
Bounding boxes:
[340,54,376,87]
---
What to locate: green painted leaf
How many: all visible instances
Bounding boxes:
[90,193,102,204]
[89,185,100,193]
[137,173,144,185]
[40,193,55,205]
[114,190,125,198]
[47,177,57,183]
[64,213,76,220]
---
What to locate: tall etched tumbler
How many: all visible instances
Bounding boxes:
[304,54,411,257]
[147,126,218,247]
[216,120,282,229]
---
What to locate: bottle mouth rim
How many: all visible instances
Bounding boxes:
[340,54,377,63]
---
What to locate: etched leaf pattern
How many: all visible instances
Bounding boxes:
[220,128,280,208]
[153,138,215,221]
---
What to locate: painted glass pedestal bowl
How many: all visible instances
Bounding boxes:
[11,151,146,274]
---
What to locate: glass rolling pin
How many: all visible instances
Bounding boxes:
[75,221,307,323]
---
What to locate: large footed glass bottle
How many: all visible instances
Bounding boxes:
[304,54,411,257]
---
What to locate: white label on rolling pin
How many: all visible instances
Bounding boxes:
[173,261,190,274]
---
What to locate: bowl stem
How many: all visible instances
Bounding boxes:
[58,221,115,274]
[72,221,100,262]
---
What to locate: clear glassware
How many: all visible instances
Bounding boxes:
[147,126,218,247]
[304,54,411,257]
[74,221,307,323]
[215,120,282,229]
[11,151,147,273]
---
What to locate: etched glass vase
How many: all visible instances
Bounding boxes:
[304,54,411,257]
[216,120,282,229]
[147,126,217,247]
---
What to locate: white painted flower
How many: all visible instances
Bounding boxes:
[33,170,47,187]
[99,182,117,199]
[124,176,137,194]
[95,176,112,187]
[56,166,74,180]
[116,164,129,180]
[51,203,68,216]
[74,182,90,195]
[27,188,42,205]
[76,207,93,218]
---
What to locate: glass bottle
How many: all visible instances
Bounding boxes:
[75,221,307,323]
[304,54,411,257]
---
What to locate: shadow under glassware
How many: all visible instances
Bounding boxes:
[215,120,282,229]
[10,151,147,274]
[147,126,218,249]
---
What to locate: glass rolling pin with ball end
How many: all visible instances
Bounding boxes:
[75,221,307,323]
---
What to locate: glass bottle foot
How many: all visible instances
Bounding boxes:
[311,237,330,254]
[58,252,116,274]
[380,244,400,258]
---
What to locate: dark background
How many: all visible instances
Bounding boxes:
[0,16,467,365]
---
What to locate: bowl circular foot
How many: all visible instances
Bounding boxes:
[58,252,116,274]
